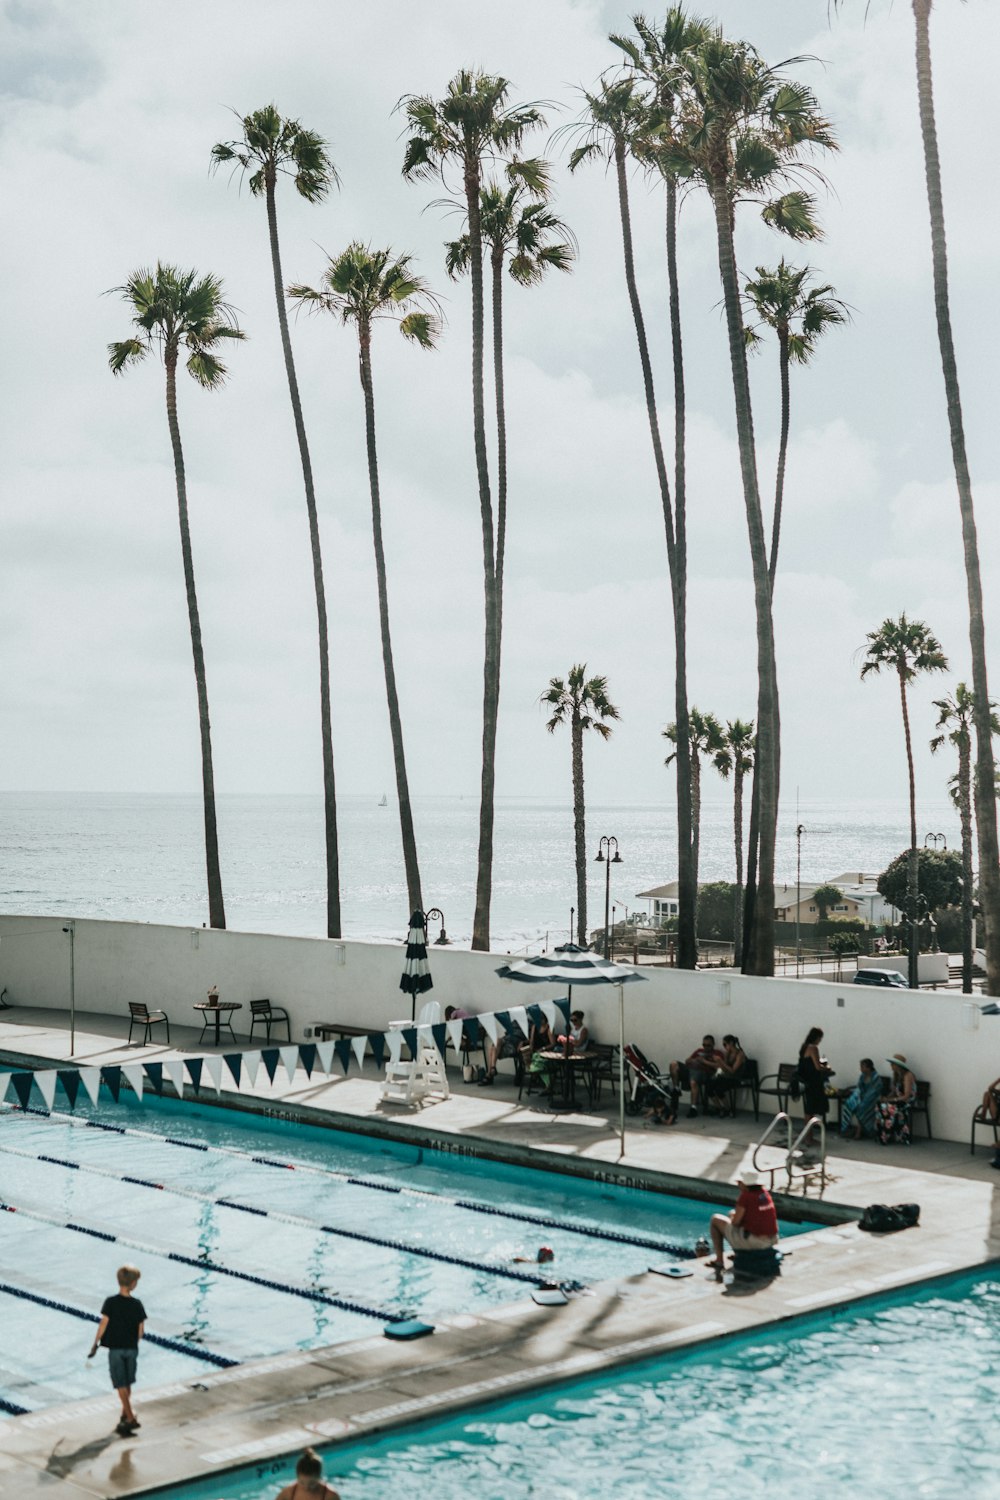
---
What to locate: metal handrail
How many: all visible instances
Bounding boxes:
[751,1111,793,1190]
[787,1115,827,1194]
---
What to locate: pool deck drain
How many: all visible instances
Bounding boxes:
[2,1007,1000,1497]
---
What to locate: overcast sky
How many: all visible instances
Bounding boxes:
[2,0,997,818]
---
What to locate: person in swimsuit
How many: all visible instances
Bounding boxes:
[276,1447,340,1500]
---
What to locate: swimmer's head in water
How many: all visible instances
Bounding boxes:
[537,1246,554,1263]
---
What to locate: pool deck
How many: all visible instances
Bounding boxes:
[2,1005,999,1498]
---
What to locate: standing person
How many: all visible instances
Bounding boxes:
[797,1027,834,1150]
[840,1058,883,1140]
[275,1447,340,1500]
[88,1264,146,1436]
[707,1169,779,1269]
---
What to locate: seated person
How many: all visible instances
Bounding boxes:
[874,1053,917,1146]
[707,1169,778,1269]
[981,1074,1000,1123]
[554,1010,588,1052]
[479,1017,530,1085]
[643,1081,680,1126]
[670,1034,724,1118]
[525,1016,557,1089]
[704,1034,746,1115]
[840,1058,882,1140]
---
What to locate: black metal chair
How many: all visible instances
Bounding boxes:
[971,1093,1000,1155]
[249,998,291,1043]
[585,1043,618,1104]
[756,1061,798,1117]
[128,1001,170,1046]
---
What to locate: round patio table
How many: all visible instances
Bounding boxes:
[193,1001,242,1046]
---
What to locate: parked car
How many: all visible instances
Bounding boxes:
[853,968,909,989]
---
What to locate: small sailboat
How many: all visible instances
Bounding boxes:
[378,793,388,808]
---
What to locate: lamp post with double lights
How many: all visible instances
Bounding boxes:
[595,836,622,960]
[795,824,805,977]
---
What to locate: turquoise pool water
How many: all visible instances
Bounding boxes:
[159,1270,1000,1500]
[0,1091,813,1414]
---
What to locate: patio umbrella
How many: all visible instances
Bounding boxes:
[400,909,433,1021]
[496,943,647,1156]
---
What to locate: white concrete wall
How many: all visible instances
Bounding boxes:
[0,914,994,1147]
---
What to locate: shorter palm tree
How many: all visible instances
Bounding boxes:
[664,708,725,930]
[108,264,245,930]
[713,719,755,956]
[289,246,438,915]
[860,614,948,986]
[811,884,845,924]
[542,666,619,946]
[931,684,1000,993]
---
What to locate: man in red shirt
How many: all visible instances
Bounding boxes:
[669,1034,724,1117]
[707,1169,779,1269]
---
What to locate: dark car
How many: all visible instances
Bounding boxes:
[852,968,909,989]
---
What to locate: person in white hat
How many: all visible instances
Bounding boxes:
[707,1169,779,1269]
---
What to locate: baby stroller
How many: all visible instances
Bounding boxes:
[623,1043,680,1119]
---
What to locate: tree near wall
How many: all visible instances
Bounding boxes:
[877,848,963,920]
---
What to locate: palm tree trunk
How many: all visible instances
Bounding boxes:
[769,328,791,588]
[899,666,920,989]
[264,178,341,939]
[733,766,745,956]
[709,176,779,975]
[612,138,694,967]
[665,176,697,969]
[691,750,701,936]
[741,764,759,969]
[492,246,507,654]
[913,0,1000,996]
[959,737,974,994]
[468,162,499,953]
[164,353,226,930]
[358,327,423,914]
[571,716,587,945]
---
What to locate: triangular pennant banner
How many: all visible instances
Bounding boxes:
[202,1056,223,1092]
[143,1062,164,1095]
[0,1074,10,1105]
[223,1053,243,1089]
[101,1066,122,1103]
[554,998,571,1028]
[369,1033,387,1069]
[79,1067,102,1107]
[446,1018,464,1053]
[261,1049,280,1084]
[509,1006,529,1039]
[35,1071,58,1111]
[401,1027,418,1061]
[278,1046,299,1083]
[494,1010,512,1036]
[334,1039,352,1075]
[298,1043,317,1079]
[480,1013,499,1044]
[163,1060,185,1098]
[350,1035,367,1070]
[540,1001,557,1028]
[526,1004,544,1028]
[386,1030,403,1064]
[316,1041,335,1075]
[241,1051,261,1089]
[11,1073,34,1110]
[185,1058,204,1093]
[463,1016,482,1048]
[121,1064,144,1101]
[58,1070,81,1109]
[431,1023,447,1059]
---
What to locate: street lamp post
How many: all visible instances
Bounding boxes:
[921,835,947,965]
[795,824,805,978]
[595,836,622,960]
[424,908,451,946]
[62,922,76,1057]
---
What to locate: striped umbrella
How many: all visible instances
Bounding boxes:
[400,909,433,1021]
[496,943,647,1155]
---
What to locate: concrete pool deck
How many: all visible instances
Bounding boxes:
[2,1005,1000,1497]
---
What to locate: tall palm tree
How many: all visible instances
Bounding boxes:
[713,717,755,957]
[542,666,620,947]
[663,708,725,936]
[446,166,575,644]
[832,0,1000,998]
[401,70,544,952]
[931,684,999,993]
[860,614,948,987]
[108,265,245,930]
[564,74,699,971]
[743,260,847,586]
[289,245,438,915]
[210,105,343,939]
[664,32,837,976]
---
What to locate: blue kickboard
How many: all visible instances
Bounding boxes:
[649,1263,694,1279]
[384,1319,435,1340]
[532,1287,569,1306]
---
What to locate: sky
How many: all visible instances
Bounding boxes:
[2,0,998,821]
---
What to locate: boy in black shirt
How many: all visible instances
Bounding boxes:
[88,1264,146,1435]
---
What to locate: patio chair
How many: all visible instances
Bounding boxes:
[248,998,291,1043]
[756,1062,798,1117]
[585,1043,618,1104]
[970,1094,1000,1156]
[128,1001,170,1046]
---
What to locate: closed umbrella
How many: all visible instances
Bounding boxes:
[496,943,647,1156]
[400,909,433,1021]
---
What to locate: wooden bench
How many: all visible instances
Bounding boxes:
[310,1022,369,1042]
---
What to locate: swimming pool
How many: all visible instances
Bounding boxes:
[0,1089,814,1415]
[156,1268,1000,1500]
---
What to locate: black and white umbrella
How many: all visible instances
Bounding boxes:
[496,943,647,1155]
[400,909,433,1021]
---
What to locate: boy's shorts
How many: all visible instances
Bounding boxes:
[108,1349,138,1389]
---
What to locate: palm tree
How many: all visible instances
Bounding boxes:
[663,708,725,937]
[743,260,847,586]
[210,105,343,939]
[834,0,1000,1001]
[860,614,949,987]
[401,70,544,952]
[663,32,837,976]
[931,684,1000,993]
[564,73,699,970]
[713,718,755,956]
[289,245,438,915]
[542,666,620,947]
[108,265,246,929]
[811,884,845,923]
[446,166,575,643]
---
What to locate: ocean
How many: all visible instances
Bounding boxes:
[0,791,961,951]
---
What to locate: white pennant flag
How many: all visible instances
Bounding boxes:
[540,1001,557,1028]
[480,1012,499,1044]
[79,1068,102,1108]
[241,1051,261,1088]
[350,1035,367,1070]
[445,1018,464,1053]
[202,1056,224,1093]
[121,1064,145,1102]
[278,1046,299,1084]
[387,1029,403,1063]
[35,1071,58,1111]
[0,1074,10,1105]
[316,1041,335,1075]
[163,1060,185,1099]
[509,1006,529,1039]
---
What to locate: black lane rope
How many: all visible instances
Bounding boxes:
[0,1397,28,1416]
[5,1106,697,1261]
[0,1279,237,1367]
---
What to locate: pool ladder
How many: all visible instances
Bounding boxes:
[752,1110,827,1195]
